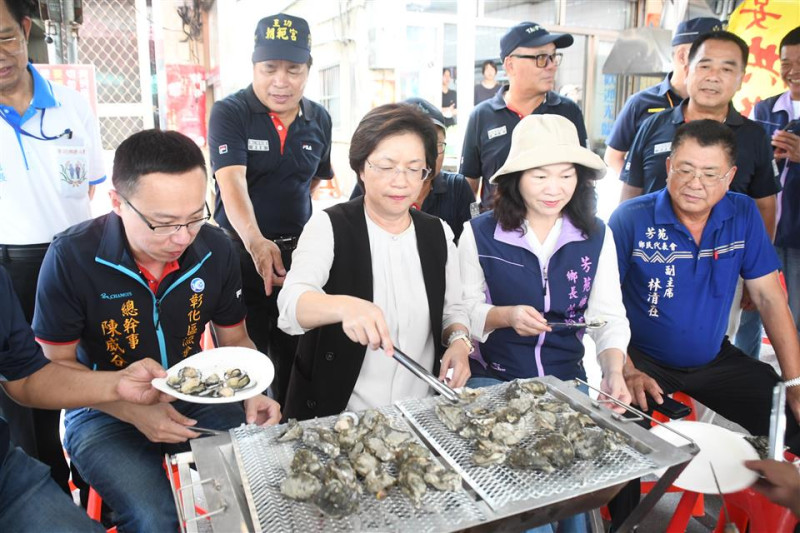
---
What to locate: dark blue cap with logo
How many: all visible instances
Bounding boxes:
[672,17,723,46]
[500,22,574,61]
[253,14,312,64]
[404,97,446,130]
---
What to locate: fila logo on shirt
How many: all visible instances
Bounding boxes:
[487,125,507,140]
[302,144,313,151]
[218,144,228,154]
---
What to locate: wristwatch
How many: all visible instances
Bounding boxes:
[784,376,800,388]
[447,331,474,354]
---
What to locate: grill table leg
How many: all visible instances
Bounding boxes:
[615,460,692,533]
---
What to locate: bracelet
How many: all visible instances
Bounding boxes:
[447,331,474,354]
[784,376,800,388]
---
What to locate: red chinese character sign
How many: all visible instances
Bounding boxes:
[34,64,98,116]
[728,0,800,117]
[166,64,207,147]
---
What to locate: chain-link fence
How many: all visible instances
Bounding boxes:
[79,0,148,150]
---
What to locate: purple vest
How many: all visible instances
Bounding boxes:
[471,212,605,381]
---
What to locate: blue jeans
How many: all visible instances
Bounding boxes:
[465,376,589,533]
[0,446,104,532]
[63,400,246,532]
[778,246,800,336]
[734,309,762,359]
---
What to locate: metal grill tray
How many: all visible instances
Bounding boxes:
[397,376,688,514]
[229,405,488,533]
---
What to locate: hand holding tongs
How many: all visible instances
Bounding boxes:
[391,346,460,403]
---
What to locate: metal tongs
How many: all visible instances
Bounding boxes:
[546,319,607,329]
[392,346,460,403]
[710,462,740,533]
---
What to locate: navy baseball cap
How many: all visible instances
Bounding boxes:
[253,14,312,64]
[404,97,446,130]
[500,22,573,61]
[672,17,723,46]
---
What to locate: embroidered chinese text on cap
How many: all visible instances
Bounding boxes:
[499,21,574,61]
[671,17,723,46]
[252,13,312,64]
[404,97,447,130]
[488,114,606,184]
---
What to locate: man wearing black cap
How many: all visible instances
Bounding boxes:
[604,17,723,175]
[460,22,587,208]
[350,97,474,241]
[208,14,333,404]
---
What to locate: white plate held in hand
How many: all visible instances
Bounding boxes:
[650,420,759,493]
[151,347,274,404]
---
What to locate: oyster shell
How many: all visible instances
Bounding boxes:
[490,421,526,446]
[423,463,461,491]
[472,438,507,466]
[507,448,554,473]
[333,412,358,433]
[365,436,394,462]
[315,479,360,518]
[397,468,427,506]
[178,366,200,379]
[179,377,205,395]
[226,373,250,389]
[435,403,468,432]
[302,427,340,458]
[278,418,304,442]
[536,434,575,468]
[364,467,395,500]
[290,449,323,477]
[280,472,321,501]
[572,429,609,460]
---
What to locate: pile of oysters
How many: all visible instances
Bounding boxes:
[278,409,461,518]
[166,366,251,398]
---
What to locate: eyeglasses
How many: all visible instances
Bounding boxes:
[366,160,433,182]
[119,194,211,235]
[0,35,25,55]
[510,53,563,68]
[670,166,733,187]
[437,141,447,155]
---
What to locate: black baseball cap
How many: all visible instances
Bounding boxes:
[404,97,446,130]
[252,14,312,64]
[672,17,723,46]
[500,22,573,61]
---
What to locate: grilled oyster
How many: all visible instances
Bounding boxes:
[278,418,304,442]
[203,373,221,386]
[302,427,340,458]
[224,368,242,379]
[572,429,609,460]
[507,396,534,414]
[365,436,394,462]
[490,421,526,446]
[280,472,321,501]
[333,412,359,433]
[395,442,430,465]
[315,478,360,518]
[505,379,546,400]
[397,467,427,506]
[225,373,250,389]
[178,366,200,379]
[364,466,395,500]
[494,406,523,424]
[290,449,323,477]
[536,434,575,468]
[458,387,483,402]
[383,429,412,450]
[323,457,359,489]
[166,374,183,388]
[435,403,468,432]
[349,444,380,477]
[472,438,507,466]
[423,463,461,491]
[507,448,555,473]
[361,409,388,431]
[179,377,205,395]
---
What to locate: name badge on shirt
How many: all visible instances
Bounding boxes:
[653,142,672,155]
[57,138,88,197]
[487,125,507,140]
[247,139,270,152]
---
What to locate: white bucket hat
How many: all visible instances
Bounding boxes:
[489,114,606,183]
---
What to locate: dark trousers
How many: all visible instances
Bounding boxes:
[0,244,71,494]
[607,339,800,529]
[235,240,299,406]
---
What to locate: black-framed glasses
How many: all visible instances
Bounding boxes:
[510,53,563,68]
[119,193,210,235]
[366,160,433,182]
[670,166,733,187]
[437,141,447,155]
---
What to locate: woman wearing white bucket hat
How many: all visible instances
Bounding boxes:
[458,114,631,406]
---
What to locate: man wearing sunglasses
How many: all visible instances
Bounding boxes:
[31,130,281,532]
[460,22,588,208]
[0,0,106,494]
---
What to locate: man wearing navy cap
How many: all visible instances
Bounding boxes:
[460,22,587,208]
[604,17,722,175]
[208,14,333,404]
[350,97,474,241]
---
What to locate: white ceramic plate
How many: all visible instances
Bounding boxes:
[650,420,759,493]
[151,347,274,404]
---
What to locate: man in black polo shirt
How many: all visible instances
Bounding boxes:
[603,17,722,175]
[33,130,281,532]
[460,21,587,208]
[208,13,332,404]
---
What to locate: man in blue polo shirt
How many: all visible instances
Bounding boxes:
[0,266,169,532]
[208,13,332,404]
[460,22,587,208]
[0,0,106,493]
[33,130,282,532]
[604,17,722,175]
[752,26,800,338]
[607,120,800,529]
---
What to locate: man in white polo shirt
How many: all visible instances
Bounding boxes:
[0,0,105,493]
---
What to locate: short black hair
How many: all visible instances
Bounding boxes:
[4,0,37,26]
[349,103,438,191]
[482,60,497,75]
[688,31,749,69]
[112,130,206,197]
[492,166,599,238]
[671,119,737,167]
[780,27,800,50]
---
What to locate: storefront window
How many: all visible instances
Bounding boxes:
[564,0,632,30]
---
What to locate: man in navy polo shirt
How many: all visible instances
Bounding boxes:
[607,120,800,529]
[460,22,587,208]
[33,130,282,532]
[604,17,722,175]
[208,13,332,404]
[752,26,800,339]
[0,266,169,532]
